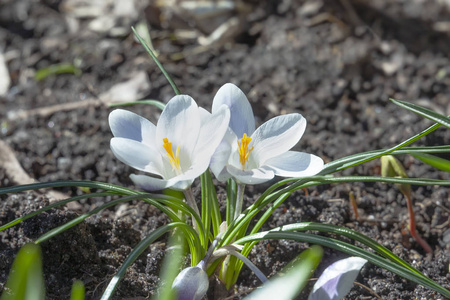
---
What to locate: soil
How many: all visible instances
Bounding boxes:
[0,0,449,299]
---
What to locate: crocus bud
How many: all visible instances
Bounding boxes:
[172,262,209,300]
[308,256,367,300]
[380,155,411,198]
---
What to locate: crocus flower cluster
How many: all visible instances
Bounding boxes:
[109,83,324,190]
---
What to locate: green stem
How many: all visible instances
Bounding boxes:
[234,183,246,220]
[131,27,181,95]
[184,188,200,215]
[184,188,200,232]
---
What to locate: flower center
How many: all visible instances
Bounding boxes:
[163,138,182,174]
[237,133,254,170]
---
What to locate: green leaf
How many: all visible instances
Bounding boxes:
[35,63,81,81]
[70,281,85,300]
[153,231,185,300]
[34,194,164,244]
[100,222,194,300]
[1,244,45,300]
[236,231,450,298]
[390,98,450,129]
[0,192,114,232]
[226,178,237,226]
[380,155,408,178]
[319,123,443,174]
[244,246,323,299]
[411,152,450,172]
[0,180,138,195]
[131,26,181,95]
[108,99,166,110]
[380,155,411,197]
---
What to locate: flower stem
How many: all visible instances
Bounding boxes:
[404,192,432,254]
[213,246,268,284]
[184,188,201,231]
[228,249,268,283]
[234,183,246,220]
[184,188,200,215]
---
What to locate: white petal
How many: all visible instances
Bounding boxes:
[177,156,211,183]
[172,266,209,300]
[110,138,163,175]
[156,95,201,160]
[193,105,230,163]
[251,114,306,165]
[227,165,274,185]
[131,173,195,192]
[212,83,255,137]
[130,174,172,191]
[133,157,210,191]
[170,179,195,191]
[263,151,324,177]
[308,257,367,300]
[109,109,156,147]
[209,127,237,181]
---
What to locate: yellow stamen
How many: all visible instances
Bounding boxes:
[163,138,181,173]
[237,133,253,169]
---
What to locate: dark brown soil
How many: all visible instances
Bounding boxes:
[0,0,449,299]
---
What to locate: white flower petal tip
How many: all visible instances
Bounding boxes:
[172,266,209,300]
[264,152,324,178]
[212,83,255,137]
[308,257,368,300]
[227,165,275,185]
[211,83,322,185]
[109,94,230,191]
[109,109,156,145]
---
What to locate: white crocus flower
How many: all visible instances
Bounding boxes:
[172,260,209,300]
[308,257,368,300]
[210,83,324,185]
[109,95,230,191]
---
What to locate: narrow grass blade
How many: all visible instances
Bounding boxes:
[1,243,45,300]
[108,99,166,110]
[250,146,450,209]
[201,170,221,238]
[318,145,450,176]
[201,171,212,247]
[35,63,81,81]
[221,176,450,248]
[390,98,450,129]
[153,230,185,300]
[295,176,450,187]
[269,223,423,276]
[236,232,450,298]
[131,26,181,95]
[70,280,85,300]
[0,180,139,195]
[411,152,450,172]
[244,245,323,300]
[0,180,206,254]
[100,222,194,300]
[34,194,178,244]
[0,192,114,231]
[226,179,237,226]
[320,122,443,174]
[208,173,222,238]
